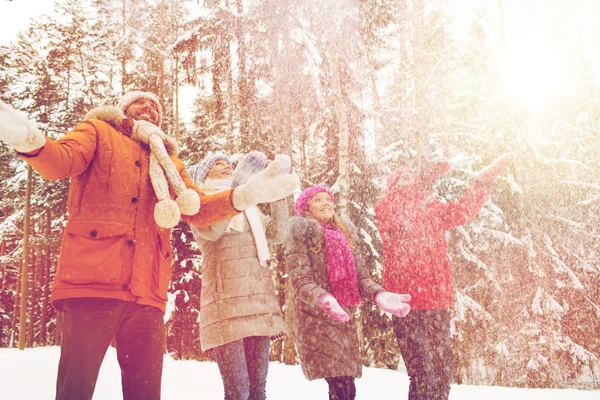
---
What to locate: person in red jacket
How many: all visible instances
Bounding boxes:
[375,153,514,400]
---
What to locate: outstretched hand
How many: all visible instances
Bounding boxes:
[232,157,299,210]
[418,155,451,192]
[318,294,350,322]
[232,151,267,187]
[375,291,411,317]
[476,153,516,186]
[275,154,291,175]
[0,99,46,153]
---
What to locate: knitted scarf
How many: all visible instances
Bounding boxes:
[319,221,362,307]
[203,178,271,267]
[83,106,199,229]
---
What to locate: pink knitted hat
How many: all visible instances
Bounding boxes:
[294,185,334,216]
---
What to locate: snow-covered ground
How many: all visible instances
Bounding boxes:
[0,346,598,399]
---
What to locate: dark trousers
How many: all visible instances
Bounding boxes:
[392,309,453,400]
[324,376,356,400]
[55,298,165,400]
[213,336,271,400]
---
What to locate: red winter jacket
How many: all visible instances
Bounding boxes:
[375,168,491,310]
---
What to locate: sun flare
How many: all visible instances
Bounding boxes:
[497,39,569,113]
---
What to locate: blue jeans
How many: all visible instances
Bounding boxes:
[392,309,453,400]
[55,298,165,400]
[213,336,271,400]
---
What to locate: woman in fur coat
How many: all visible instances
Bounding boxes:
[285,185,411,400]
[188,152,289,400]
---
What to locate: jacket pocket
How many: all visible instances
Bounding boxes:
[153,230,173,301]
[57,220,129,284]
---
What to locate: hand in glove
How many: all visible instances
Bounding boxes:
[232,157,299,210]
[232,151,267,187]
[0,99,46,153]
[318,294,350,322]
[375,291,411,317]
[275,154,291,175]
[475,153,516,186]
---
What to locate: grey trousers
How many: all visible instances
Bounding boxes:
[392,309,453,400]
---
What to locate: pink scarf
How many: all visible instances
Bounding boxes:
[319,221,362,307]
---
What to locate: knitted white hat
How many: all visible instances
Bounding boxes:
[119,91,163,126]
[188,154,232,184]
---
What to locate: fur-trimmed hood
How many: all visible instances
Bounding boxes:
[84,105,179,156]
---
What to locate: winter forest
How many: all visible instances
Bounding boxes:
[0,0,599,392]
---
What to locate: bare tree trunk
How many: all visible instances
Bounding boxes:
[121,0,128,90]
[39,211,51,346]
[412,0,429,159]
[10,267,20,348]
[359,1,384,157]
[282,276,296,365]
[0,238,5,292]
[330,56,350,218]
[236,0,250,149]
[212,45,225,124]
[174,56,180,141]
[27,243,40,348]
[18,165,33,350]
[159,57,165,121]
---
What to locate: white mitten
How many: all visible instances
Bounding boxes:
[0,100,46,153]
[232,158,299,210]
[275,154,291,175]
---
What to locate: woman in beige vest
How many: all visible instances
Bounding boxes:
[188,152,289,400]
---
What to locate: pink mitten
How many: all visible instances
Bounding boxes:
[375,291,411,317]
[318,294,350,322]
[476,153,516,186]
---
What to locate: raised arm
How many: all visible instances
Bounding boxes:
[264,199,290,244]
[438,153,515,231]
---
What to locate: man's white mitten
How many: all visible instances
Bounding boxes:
[232,158,299,210]
[275,154,291,175]
[0,100,46,153]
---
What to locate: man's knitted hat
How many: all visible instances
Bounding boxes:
[118,91,163,125]
[294,185,334,216]
[188,154,232,184]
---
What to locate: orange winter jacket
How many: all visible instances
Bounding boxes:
[18,107,240,312]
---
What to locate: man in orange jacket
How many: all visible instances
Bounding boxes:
[0,92,298,400]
